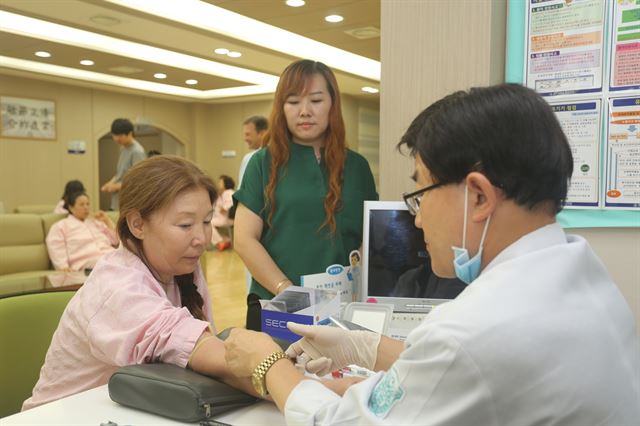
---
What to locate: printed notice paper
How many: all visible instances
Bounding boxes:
[526,0,606,95]
[605,96,640,209]
[551,100,602,207]
[610,0,640,91]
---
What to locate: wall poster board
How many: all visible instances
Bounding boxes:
[0,96,56,140]
[508,0,640,227]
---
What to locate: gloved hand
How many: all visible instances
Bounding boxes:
[285,322,381,376]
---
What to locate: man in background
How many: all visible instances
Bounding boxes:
[100,118,146,210]
[237,115,268,187]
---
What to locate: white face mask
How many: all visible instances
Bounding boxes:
[451,185,491,284]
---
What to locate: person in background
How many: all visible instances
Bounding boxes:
[147,149,162,158]
[24,156,257,411]
[53,179,85,214]
[224,84,639,424]
[238,115,268,188]
[210,174,235,251]
[46,191,118,272]
[233,59,377,327]
[100,118,146,210]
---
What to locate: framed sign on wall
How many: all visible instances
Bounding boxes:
[0,95,56,140]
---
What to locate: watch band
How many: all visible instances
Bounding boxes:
[252,351,288,395]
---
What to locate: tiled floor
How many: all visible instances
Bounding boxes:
[204,249,248,331]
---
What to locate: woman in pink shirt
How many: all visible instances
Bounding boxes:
[210,174,235,251]
[24,156,256,410]
[53,179,85,214]
[46,192,118,272]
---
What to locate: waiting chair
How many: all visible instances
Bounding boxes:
[13,205,56,214]
[0,290,75,417]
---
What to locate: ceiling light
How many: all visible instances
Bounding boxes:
[154,73,167,79]
[361,86,379,94]
[0,11,279,86]
[214,48,229,55]
[227,51,242,58]
[105,0,380,81]
[285,0,305,6]
[344,26,380,40]
[35,51,51,58]
[185,79,198,85]
[79,59,95,66]
[1,56,276,99]
[325,15,344,23]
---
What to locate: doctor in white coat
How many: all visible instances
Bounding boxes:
[224,84,640,425]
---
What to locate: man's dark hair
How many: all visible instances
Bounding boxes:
[243,115,268,133]
[397,83,573,213]
[111,118,134,136]
[219,175,235,190]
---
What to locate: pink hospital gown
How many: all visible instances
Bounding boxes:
[22,246,213,410]
[46,215,118,271]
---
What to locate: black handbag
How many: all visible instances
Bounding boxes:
[108,363,257,422]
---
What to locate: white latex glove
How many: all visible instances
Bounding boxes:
[285,322,381,376]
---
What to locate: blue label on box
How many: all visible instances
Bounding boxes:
[261,310,313,342]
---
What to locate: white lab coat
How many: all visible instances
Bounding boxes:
[285,223,640,425]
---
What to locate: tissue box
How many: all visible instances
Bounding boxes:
[300,263,357,304]
[261,287,340,342]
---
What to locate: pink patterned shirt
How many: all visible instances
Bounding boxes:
[46,215,118,271]
[53,200,67,214]
[22,246,213,410]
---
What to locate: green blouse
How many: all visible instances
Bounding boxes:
[233,141,378,299]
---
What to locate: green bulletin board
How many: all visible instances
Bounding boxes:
[506,0,639,228]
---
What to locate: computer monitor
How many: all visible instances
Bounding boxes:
[361,201,466,313]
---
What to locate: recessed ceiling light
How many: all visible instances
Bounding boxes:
[2,56,277,99]
[325,15,344,23]
[285,0,305,6]
[1,10,279,87]
[214,48,229,55]
[185,79,198,85]
[79,59,94,66]
[227,51,242,58]
[153,73,167,79]
[101,1,380,81]
[361,86,379,94]
[35,51,51,58]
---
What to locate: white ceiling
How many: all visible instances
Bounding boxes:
[0,0,380,103]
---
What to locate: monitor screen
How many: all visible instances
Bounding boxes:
[361,201,466,313]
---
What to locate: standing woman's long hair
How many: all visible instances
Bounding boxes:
[263,60,346,234]
[116,155,217,321]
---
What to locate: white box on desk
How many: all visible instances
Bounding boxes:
[300,263,357,304]
[260,286,340,342]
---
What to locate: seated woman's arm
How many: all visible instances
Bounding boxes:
[87,271,256,394]
[188,332,258,397]
[94,211,118,246]
[234,203,292,295]
[45,223,71,271]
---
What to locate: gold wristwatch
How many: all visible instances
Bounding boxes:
[251,351,288,397]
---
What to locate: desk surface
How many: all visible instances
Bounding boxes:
[1,385,284,425]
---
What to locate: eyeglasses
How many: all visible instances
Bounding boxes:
[402,182,445,215]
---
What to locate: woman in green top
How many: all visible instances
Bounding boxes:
[233,59,378,306]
